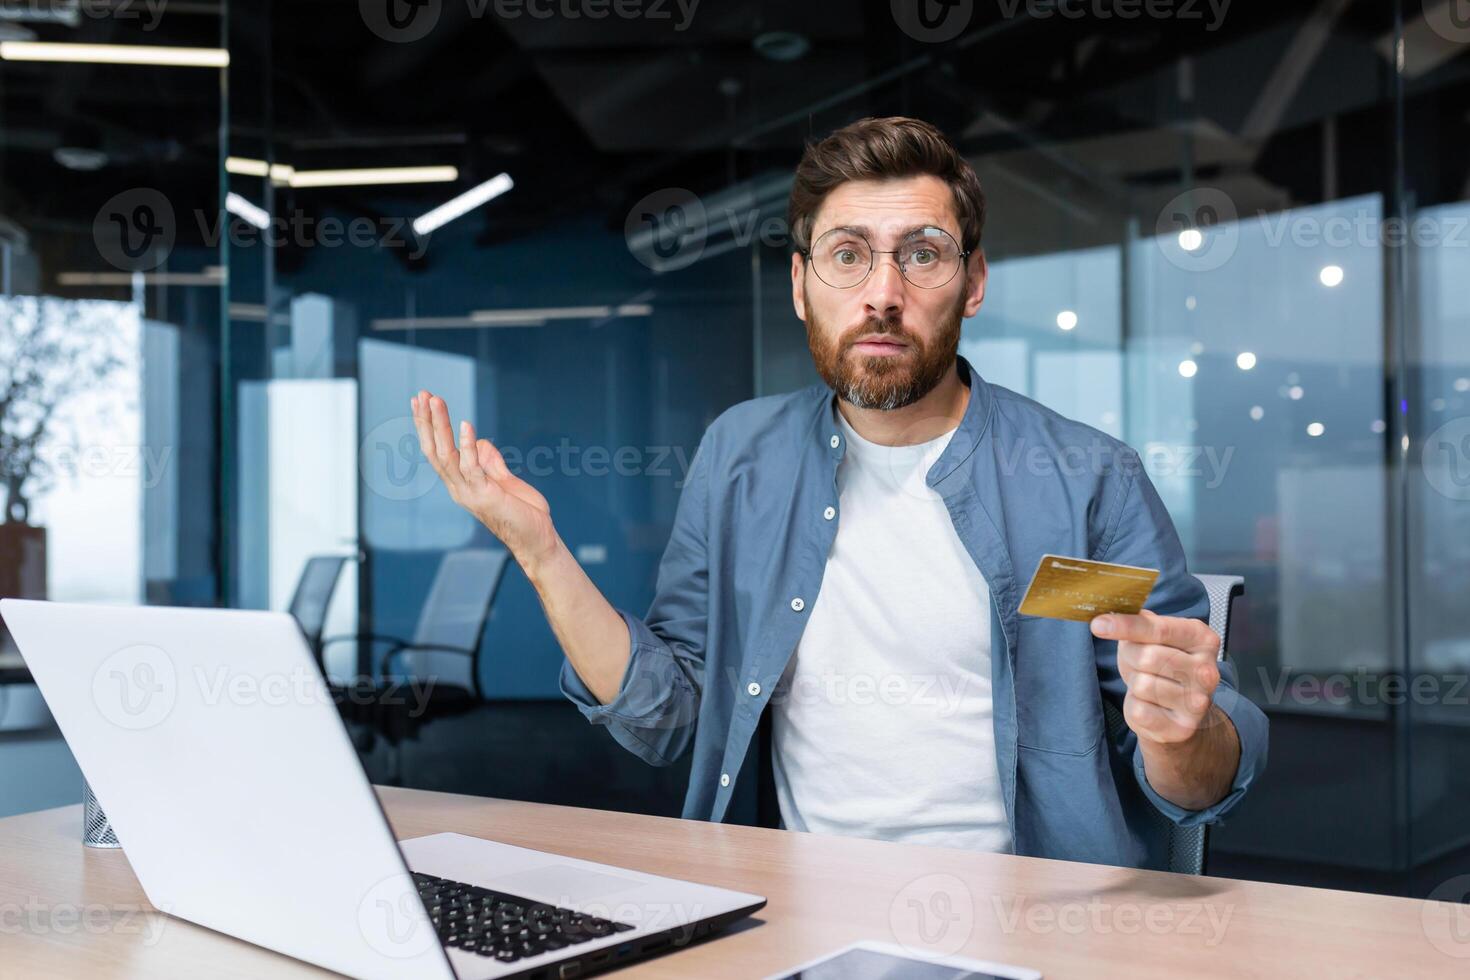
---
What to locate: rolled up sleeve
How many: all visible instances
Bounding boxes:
[1131,658,1269,827]
[558,433,713,767]
[1096,450,1270,827]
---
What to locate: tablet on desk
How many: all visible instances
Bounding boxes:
[767,941,1042,979]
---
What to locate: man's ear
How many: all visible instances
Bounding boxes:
[962,249,987,319]
[791,250,808,322]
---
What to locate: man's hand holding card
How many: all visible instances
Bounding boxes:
[1019,555,1241,811]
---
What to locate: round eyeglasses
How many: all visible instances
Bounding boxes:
[802,225,969,289]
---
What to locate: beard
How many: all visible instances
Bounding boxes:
[805,292,964,411]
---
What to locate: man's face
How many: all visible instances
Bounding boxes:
[792,174,987,411]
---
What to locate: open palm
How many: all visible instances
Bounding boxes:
[410,391,558,564]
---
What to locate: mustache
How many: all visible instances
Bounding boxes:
[842,315,914,346]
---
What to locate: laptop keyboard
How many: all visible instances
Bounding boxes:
[412,871,636,964]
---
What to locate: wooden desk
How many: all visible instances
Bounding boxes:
[0,786,1463,978]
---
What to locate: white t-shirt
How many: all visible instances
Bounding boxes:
[770,409,1012,853]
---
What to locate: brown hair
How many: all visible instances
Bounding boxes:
[787,116,986,254]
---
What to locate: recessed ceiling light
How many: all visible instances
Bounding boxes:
[226,192,270,230]
[0,41,229,67]
[226,157,296,183]
[412,172,513,236]
[290,166,458,189]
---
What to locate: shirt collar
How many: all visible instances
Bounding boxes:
[929,354,993,486]
[813,354,994,481]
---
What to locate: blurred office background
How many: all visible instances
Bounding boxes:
[1,0,1468,899]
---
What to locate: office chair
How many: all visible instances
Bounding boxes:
[1102,572,1244,876]
[286,555,349,667]
[321,548,510,781]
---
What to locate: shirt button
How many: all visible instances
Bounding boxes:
[829,434,840,449]
[790,597,805,612]
[823,506,836,520]
[747,681,761,697]
[719,773,731,788]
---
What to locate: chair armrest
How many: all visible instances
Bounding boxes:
[376,644,482,698]
[320,633,412,651]
[317,634,413,684]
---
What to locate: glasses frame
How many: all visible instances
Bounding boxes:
[801,225,971,290]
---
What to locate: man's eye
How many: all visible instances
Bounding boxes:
[835,249,860,266]
[909,247,938,265]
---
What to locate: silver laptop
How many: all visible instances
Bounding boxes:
[1,599,764,980]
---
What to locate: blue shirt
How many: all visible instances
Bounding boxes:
[560,356,1268,869]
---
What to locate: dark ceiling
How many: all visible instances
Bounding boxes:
[1,0,1466,278]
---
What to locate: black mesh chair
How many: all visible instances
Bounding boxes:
[321,548,510,779]
[1103,573,1244,875]
[286,555,349,667]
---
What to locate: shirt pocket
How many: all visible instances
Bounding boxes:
[1013,614,1106,756]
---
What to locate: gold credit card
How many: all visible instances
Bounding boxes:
[1018,554,1160,622]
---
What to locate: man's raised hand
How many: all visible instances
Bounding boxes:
[410,391,559,569]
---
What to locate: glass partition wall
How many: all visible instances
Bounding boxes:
[0,2,226,815]
[1402,0,1470,901]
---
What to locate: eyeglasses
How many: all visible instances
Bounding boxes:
[802,225,969,289]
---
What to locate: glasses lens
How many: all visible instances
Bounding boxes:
[810,230,872,288]
[898,227,961,288]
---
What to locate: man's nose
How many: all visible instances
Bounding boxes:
[861,253,907,318]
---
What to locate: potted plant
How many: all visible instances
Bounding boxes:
[0,296,125,610]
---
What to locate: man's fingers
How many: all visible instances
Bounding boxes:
[410,392,444,477]
[479,439,552,513]
[1123,694,1196,742]
[1119,641,1219,716]
[1125,672,1171,708]
[426,395,464,483]
[1126,669,1213,716]
[1118,642,1194,686]
[1092,609,1219,657]
[458,420,488,483]
[476,436,513,481]
[1120,640,1221,693]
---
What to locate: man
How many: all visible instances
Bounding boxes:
[410,116,1267,870]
